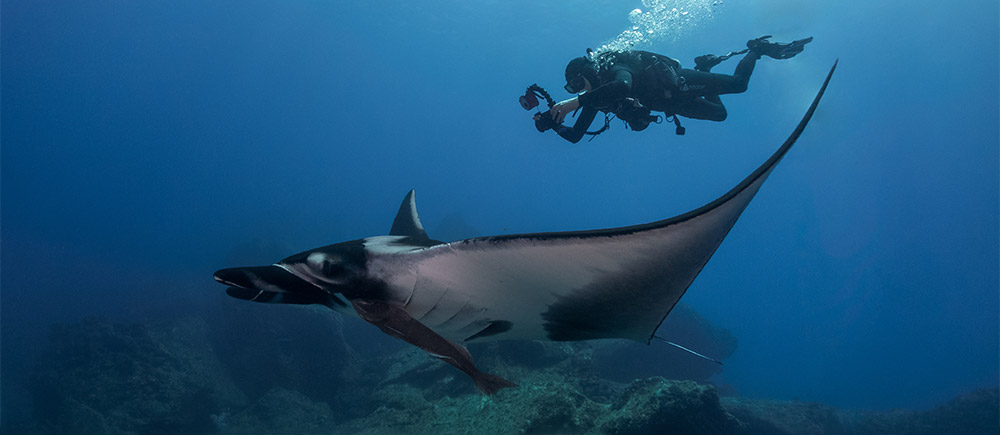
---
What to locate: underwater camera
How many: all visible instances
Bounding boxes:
[519,89,540,111]
[519,84,559,132]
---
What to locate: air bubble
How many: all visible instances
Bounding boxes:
[597,0,721,54]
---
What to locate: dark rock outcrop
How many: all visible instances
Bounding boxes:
[724,397,845,435]
[11,308,998,435]
[723,388,1000,435]
[207,300,364,415]
[592,303,738,384]
[28,317,244,435]
[601,378,740,434]
[216,388,336,435]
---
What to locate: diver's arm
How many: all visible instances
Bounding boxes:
[578,69,632,108]
[554,106,598,144]
[550,97,580,124]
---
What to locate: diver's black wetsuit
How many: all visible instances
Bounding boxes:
[554,50,760,143]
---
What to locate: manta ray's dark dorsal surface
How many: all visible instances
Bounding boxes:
[215,62,837,394]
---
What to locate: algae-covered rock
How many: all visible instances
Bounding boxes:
[336,344,743,434]
[208,299,364,412]
[29,317,245,435]
[593,304,738,384]
[477,377,604,434]
[376,347,479,399]
[600,377,739,435]
[723,388,1000,435]
[843,387,1000,435]
[342,370,606,435]
[19,306,999,435]
[911,387,999,435]
[217,388,337,435]
[26,397,115,435]
[722,397,843,435]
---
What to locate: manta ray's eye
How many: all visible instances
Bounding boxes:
[323,262,346,276]
[307,252,346,277]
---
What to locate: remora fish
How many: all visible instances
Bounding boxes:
[215,62,836,394]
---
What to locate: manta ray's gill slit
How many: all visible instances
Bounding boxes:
[403,280,417,308]
[456,316,490,336]
[436,297,473,328]
[464,320,514,342]
[416,287,450,321]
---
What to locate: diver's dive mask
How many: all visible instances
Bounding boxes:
[564,50,598,94]
[564,75,586,94]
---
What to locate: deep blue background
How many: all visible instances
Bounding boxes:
[3,0,997,412]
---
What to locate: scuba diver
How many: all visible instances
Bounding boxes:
[525,35,812,143]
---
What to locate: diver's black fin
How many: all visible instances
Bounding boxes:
[747,35,813,60]
[694,49,750,72]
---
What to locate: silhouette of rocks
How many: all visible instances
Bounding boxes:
[28,317,244,435]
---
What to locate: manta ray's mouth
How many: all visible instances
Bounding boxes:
[214,266,305,292]
[213,265,348,308]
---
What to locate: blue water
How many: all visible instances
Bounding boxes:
[2,0,997,418]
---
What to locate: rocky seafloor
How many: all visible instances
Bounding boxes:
[3,301,997,435]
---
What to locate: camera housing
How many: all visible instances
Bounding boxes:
[519,92,539,111]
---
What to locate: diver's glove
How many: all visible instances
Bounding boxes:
[533,112,558,132]
[747,35,813,60]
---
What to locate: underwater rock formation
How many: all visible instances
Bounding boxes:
[340,344,739,434]
[908,388,1000,435]
[339,376,741,435]
[340,372,604,435]
[723,387,1000,435]
[845,387,1000,435]
[592,303,738,383]
[724,397,846,435]
[601,378,740,434]
[10,313,998,435]
[207,298,365,416]
[27,317,244,435]
[215,388,336,435]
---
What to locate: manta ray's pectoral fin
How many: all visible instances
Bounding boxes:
[350,298,517,395]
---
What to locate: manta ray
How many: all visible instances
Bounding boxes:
[215,63,836,394]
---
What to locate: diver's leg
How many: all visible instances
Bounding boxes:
[675,97,727,122]
[731,50,762,89]
[673,49,768,122]
[350,298,517,394]
[678,60,757,97]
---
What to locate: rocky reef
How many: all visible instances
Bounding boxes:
[22,318,245,435]
[4,307,997,435]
